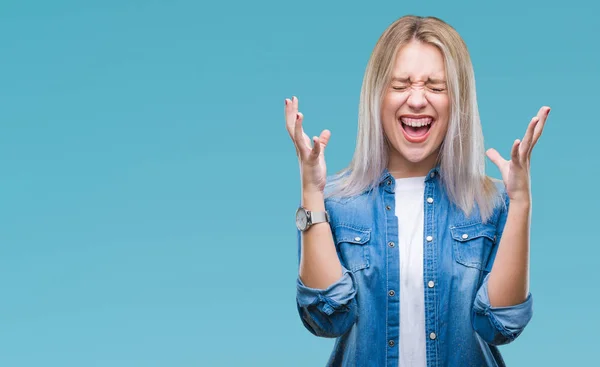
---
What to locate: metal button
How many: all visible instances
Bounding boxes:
[354,236,361,241]
[388,241,395,248]
[462,234,469,239]
[430,172,435,178]
[388,340,395,347]
[388,290,395,296]
[426,236,433,242]
[429,332,437,340]
[387,180,392,186]
[386,205,391,210]
[428,281,435,288]
[427,197,434,203]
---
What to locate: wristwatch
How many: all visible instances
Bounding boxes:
[295,207,330,231]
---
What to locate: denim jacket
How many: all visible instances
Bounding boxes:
[295,167,533,367]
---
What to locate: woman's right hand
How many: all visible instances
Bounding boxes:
[284,96,331,194]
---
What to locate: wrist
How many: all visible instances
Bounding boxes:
[301,190,325,211]
[509,197,531,211]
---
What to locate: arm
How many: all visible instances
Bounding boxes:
[284,96,358,337]
[298,191,343,289]
[475,105,550,344]
[472,190,533,345]
[295,191,358,338]
[487,197,530,307]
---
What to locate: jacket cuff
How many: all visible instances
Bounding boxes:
[296,268,356,315]
[472,273,533,345]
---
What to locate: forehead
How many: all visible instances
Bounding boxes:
[391,41,446,79]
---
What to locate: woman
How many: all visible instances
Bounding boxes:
[284,15,548,367]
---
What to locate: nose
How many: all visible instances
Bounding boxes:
[407,87,427,110]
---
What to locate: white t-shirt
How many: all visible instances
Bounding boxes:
[394,177,426,367]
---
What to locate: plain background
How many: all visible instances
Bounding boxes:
[1,0,598,366]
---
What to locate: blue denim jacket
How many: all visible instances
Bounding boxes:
[296,167,533,367]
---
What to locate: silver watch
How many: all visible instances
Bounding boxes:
[295,207,330,231]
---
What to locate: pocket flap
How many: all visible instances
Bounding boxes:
[334,225,371,245]
[450,222,496,242]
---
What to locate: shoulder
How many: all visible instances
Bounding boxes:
[488,176,510,209]
[323,173,376,228]
[324,171,375,206]
[485,176,510,229]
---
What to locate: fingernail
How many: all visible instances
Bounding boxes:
[546,108,551,115]
[285,99,288,105]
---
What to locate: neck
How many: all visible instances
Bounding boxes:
[387,150,439,179]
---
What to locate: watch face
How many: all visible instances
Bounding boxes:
[296,208,308,230]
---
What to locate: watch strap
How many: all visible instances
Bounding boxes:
[309,210,329,225]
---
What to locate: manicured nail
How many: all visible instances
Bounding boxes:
[285,99,288,105]
[546,108,551,115]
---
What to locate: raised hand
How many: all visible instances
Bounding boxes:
[284,96,331,194]
[486,106,551,203]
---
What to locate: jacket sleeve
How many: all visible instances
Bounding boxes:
[472,186,534,345]
[295,228,358,338]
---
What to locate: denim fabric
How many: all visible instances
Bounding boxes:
[296,167,533,367]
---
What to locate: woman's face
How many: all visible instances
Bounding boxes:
[381,40,450,173]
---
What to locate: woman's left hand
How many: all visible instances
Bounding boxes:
[486,106,551,204]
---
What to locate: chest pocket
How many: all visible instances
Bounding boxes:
[333,225,371,272]
[450,222,497,271]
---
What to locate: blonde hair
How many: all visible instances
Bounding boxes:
[326,15,499,222]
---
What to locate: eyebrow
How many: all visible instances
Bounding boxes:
[391,77,447,84]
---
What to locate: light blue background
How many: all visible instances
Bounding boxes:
[1,0,597,366]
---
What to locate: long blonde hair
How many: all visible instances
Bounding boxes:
[326,15,499,222]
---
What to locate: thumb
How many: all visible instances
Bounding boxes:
[486,148,506,168]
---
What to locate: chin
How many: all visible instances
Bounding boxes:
[392,139,440,165]
[401,150,431,164]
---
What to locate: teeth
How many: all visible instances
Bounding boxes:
[400,117,433,127]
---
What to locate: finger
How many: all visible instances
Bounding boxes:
[318,129,332,152]
[284,98,295,138]
[531,106,550,148]
[285,97,298,138]
[294,111,304,143]
[302,131,312,150]
[294,112,310,155]
[485,148,507,169]
[519,116,539,156]
[310,135,321,159]
[511,139,521,166]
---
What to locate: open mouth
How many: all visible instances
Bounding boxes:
[400,116,434,143]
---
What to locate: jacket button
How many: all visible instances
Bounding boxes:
[428,281,435,288]
[427,197,433,203]
[462,233,469,239]
[386,205,391,210]
[429,332,437,340]
[388,340,395,347]
[388,290,395,296]
[388,241,395,248]
[426,236,433,242]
